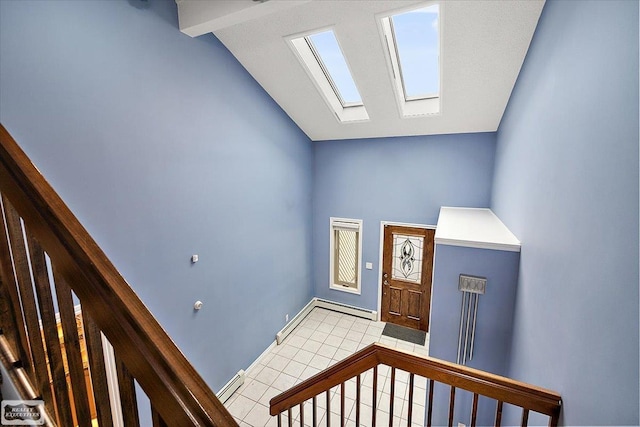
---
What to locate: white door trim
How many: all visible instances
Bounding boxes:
[377,221,437,326]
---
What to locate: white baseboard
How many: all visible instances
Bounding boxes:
[276,298,377,344]
[220,340,276,403]
[246,340,277,376]
[217,370,245,403]
[222,298,378,401]
[314,298,378,321]
[276,298,317,345]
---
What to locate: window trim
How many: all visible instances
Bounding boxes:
[329,217,363,295]
[305,35,362,108]
[288,28,369,124]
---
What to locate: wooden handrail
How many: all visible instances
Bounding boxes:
[375,345,561,417]
[0,124,237,426]
[270,343,379,415]
[270,343,561,423]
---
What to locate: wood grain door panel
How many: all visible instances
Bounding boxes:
[381,225,434,332]
[388,286,402,316]
[406,290,422,321]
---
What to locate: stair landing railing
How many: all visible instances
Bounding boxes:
[270,343,562,427]
[0,124,238,426]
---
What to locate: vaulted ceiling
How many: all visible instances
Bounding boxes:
[176,0,545,141]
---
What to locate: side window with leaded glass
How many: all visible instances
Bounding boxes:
[329,218,362,294]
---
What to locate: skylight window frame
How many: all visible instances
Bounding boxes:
[378,2,442,118]
[305,36,363,109]
[288,27,369,124]
[388,16,439,103]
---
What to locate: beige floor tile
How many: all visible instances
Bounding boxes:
[271,372,297,391]
[243,403,270,427]
[282,359,306,378]
[307,330,329,343]
[315,343,337,359]
[241,379,269,403]
[226,307,431,427]
[308,353,332,370]
[228,394,257,420]
[293,348,315,365]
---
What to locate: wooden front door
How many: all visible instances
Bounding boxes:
[381,225,435,332]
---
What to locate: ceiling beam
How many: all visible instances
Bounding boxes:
[177,0,311,37]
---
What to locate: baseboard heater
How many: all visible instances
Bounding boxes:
[276,298,377,345]
[217,370,245,403]
[314,298,378,321]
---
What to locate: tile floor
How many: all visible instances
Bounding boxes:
[225,308,430,427]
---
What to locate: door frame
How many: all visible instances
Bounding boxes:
[377,221,437,327]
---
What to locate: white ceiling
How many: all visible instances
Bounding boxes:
[177,0,545,141]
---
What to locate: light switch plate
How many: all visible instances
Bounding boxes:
[365,262,373,270]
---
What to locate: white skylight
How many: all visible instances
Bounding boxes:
[307,31,363,106]
[392,5,439,99]
[289,29,369,123]
[381,3,441,117]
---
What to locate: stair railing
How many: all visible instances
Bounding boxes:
[270,343,562,427]
[0,124,238,426]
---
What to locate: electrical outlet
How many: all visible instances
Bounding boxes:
[285,314,289,322]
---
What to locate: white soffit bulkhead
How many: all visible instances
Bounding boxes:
[176,0,545,142]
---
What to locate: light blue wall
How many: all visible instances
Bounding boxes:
[3,0,637,424]
[429,244,520,426]
[0,0,313,403]
[430,245,519,374]
[313,134,496,310]
[491,0,639,425]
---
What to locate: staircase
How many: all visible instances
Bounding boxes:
[0,124,237,426]
[0,124,561,426]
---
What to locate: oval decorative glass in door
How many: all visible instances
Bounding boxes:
[391,234,424,284]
